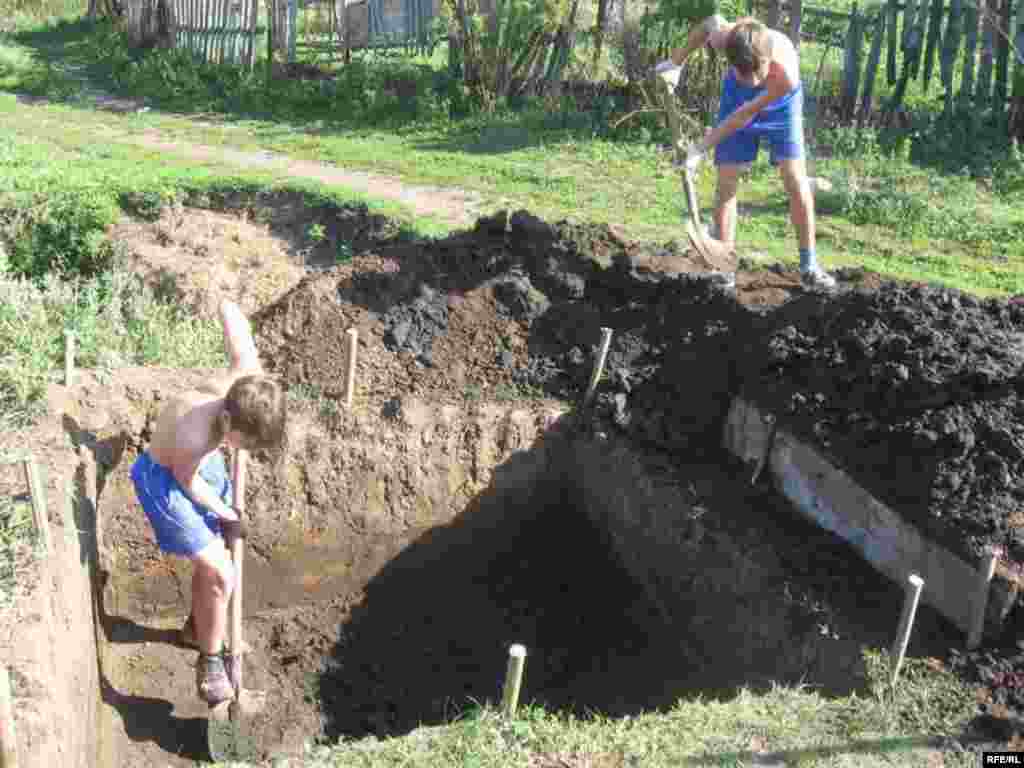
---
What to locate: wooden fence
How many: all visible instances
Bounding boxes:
[123,0,260,67]
[757,0,1024,123]
[167,0,260,66]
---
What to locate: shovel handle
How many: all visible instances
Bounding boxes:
[228,449,247,704]
[682,168,702,231]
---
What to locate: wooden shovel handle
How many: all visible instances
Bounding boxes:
[228,449,247,701]
[682,169,702,231]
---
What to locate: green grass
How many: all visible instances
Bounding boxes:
[0,102,446,425]
[218,651,977,768]
[2,19,1022,297]
[0,492,39,630]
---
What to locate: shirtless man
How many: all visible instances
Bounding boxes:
[130,299,287,705]
[661,14,836,289]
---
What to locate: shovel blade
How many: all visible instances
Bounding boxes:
[207,690,266,763]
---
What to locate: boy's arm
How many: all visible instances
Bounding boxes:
[220,299,262,375]
[173,460,239,522]
[670,15,732,65]
[198,300,263,396]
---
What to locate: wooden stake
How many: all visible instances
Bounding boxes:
[501,644,526,717]
[63,331,74,388]
[0,665,16,768]
[890,573,924,686]
[583,327,614,408]
[22,457,51,554]
[344,329,358,409]
[967,547,1000,650]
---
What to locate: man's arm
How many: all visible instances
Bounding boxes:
[670,15,732,65]
[697,67,795,153]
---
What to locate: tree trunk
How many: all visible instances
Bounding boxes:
[592,0,609,64]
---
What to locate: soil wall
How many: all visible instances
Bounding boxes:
[559,435,872,694]
[0,403,113,768]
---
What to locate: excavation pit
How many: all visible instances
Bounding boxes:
[8,202,1024,767]
[84,377,964,766]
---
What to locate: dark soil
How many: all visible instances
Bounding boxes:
[250,207,1024,742]
[82,199,1024,758]
[739,282,1024,565]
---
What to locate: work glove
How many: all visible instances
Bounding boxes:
[684,142,706,173]
[221,514,248,543]
[653,59,683,89]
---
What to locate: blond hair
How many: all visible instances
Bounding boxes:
[725,18,774,78]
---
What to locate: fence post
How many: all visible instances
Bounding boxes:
[841,3,865,122]
[788,0,803,48]
[890,573,924,686]
[288,0,297,62]
[0,665,16,768]
[501,644,527,717]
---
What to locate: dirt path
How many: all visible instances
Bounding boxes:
[13,95,486,228]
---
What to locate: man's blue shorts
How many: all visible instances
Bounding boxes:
[130,450,231,557]
[714,69,805,166]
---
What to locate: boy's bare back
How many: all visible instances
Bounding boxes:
[148,381,236,487]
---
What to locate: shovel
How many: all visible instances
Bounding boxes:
[208,448,267,762]
[653,65,736,274]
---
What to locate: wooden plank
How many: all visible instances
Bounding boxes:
[941,0,963,114]
[922,0,945,92]
[976,0,998,105]
[994,0,1011,107]
[860,9,886,122]
[961,0,979,108]
[887,0,899,84]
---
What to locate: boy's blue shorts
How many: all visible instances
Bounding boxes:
[714,69,805,166]
[130,450,232,557]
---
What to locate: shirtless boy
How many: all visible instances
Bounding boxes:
[130,299,286,705]
[662,14,837,289]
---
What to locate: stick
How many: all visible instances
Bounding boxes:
[63,331,74,388]
[344,328,358,409]
[228,449,247,702]
[22,458,51,554]
[890,573,924,686]
[0,665,16,768]
[501,644,527,717]
[583,327,614,408]
[967,547,1000,650]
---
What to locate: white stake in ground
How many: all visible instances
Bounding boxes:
[0,664,16,768]
[345,328,359,409]
[967,547,1000,650]
[22,457,51,554]
[890,573,924,686]
[501,644,527,717]
[583,327,614,408]
[63,331,75,388]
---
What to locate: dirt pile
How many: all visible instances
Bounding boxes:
[741,282,1024,562]
[253,212,1024,566]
